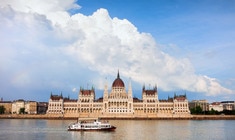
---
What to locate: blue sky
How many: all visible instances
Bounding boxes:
[0,0,235,102]
[77,0,235,75]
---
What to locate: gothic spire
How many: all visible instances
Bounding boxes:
[117,70,120,78]
[142,84,145,91]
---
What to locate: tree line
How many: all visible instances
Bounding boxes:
[0,106,5,114]
[190,106,235,115]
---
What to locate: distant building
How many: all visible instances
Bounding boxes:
[47,94,64,114]
[47,72,191,118]
[12,99,37,114]
[0,101,12,114]
[173,95,190,115]
[221,101,235,111]
[25,101,37,114]
[63,97,77,114]
[189,100,209,111]
[209,102,223,112]
[37,102,48,114]
[12,99,25,114]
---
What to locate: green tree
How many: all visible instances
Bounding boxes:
[209,108,219,115]
[0,106,5,114]
[19,108,25,114]
[190,108,196,114]
[195,106,203,114]
[190,106,203,114]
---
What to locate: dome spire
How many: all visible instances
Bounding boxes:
[112,70,124,87]
[117,70,120,78]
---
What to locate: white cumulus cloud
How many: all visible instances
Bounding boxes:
[0,0,233,100]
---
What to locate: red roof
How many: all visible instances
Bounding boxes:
[112,71,125,87]
[64,99,77,102]
[95,97,103,102]
[133,97,142,102]
[50,95,63,100]
[175,96,186,101]
[142,86,157,95]
[211,102,221,105]
[145,90,156,95]
[81,90,94,95]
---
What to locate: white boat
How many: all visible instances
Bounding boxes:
[67,118,116,131]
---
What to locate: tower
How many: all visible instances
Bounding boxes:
[128,78,133,113]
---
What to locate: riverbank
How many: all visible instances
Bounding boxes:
[192,115,235,120]
[1,114,235,120]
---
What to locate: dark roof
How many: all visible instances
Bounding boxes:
[0,101,12,103]
[221,101,235,103]
[145,90,156,95]
[159,99,173,102]
[173,94,187,101]
[50,95,63,100]
[211,102,221,105]
[95,97,103,102]
[15,99,25,102]
[112,71,125,87]
[133,97,142,102]
[142,85,157,95]
[64,98,77,102]
[37,102,48,105]
[81,90,94,95]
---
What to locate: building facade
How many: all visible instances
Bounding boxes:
[221,101,235,111]
[12,99,37,114]
[37,102,48,114]
[189,100,209,111]
[25,101,37,114]
[47,72,191,118]
[209,102,223,112]
[47,94,64,114]
[0,101,12,114]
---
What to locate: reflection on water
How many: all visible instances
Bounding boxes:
[0,119,235,140]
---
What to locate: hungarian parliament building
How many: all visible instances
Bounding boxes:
[47,72,191,118]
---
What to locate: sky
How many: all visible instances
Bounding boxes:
[0,0,235,102]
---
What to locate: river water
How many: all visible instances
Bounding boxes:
[0,119,234,140]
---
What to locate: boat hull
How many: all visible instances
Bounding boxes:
[68,126,116,131]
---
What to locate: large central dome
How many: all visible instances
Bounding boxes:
[112,71,125,87]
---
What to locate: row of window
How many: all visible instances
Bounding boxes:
[47,110,62,113]
[174,110,189,113]
[49,104,62,106]
[174,104,188,107]
[108,109,131,113]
